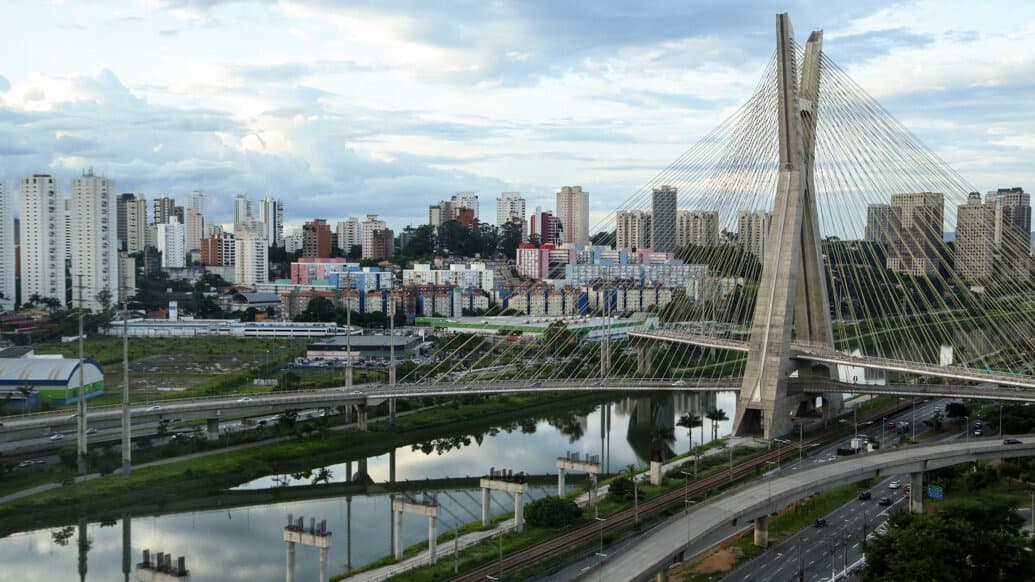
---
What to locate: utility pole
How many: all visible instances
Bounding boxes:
[76,274,88,476]
[388,298,396,424]
[122,301,131,475]
[345,297,352,389]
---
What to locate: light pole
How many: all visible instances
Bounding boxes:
[680,470,691,510]
[881,417,886,446]
[965,416,970,442]
[595,516,606,555]
[774,439,792,469]
[911,398,916,440]
[999,403,1004,436]
[684,499,696,551]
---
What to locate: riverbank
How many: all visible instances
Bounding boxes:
[0,391,612,536]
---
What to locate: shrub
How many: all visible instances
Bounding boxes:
[608,476,635,500]
[524,496,582,529]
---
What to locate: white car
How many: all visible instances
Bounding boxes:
[888,481,901,489]
[671,380,688,386]
[49,433,65,441]
[236,397,253,403]
[349,390,364,395]
[146,405,162,412]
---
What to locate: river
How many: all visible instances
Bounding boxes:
[0,392,737,581]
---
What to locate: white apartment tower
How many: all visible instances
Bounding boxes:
[259,196,284,247]
[182,207,205,253]
[677,210,720,247]
[70,170,119,310]
[234,225,268,287]
[117,193,148,253]
[233,194,252,230]
[186,190,207,215]
[20,175,66,307]
[556,186,589,246]
[496,192,526,227]
[616,210,651,250]
[0,181,14,310]
[451,192,479,219]
[361,214,387,259]
[737,210,772,259]
[156,222,186,268]
[336,217,362,251]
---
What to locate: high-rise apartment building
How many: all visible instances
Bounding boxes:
[336,217,362,252]
[64,199,72,264]
[0,181,14,310]
[988,187,1030,281]
[529,207,562,246]
[955,192,994,282]
[70,170,119,310]
[651,185,678,252]
[302,218,332,258]
[677,210,719,247]
[496,192,526,228]
[234,226,268,287]
[887,192,944,276]
[186,190,206,215]
[233,194,252,230]
[370,229,395,260]
[428,200,453,232]
[182,207,205,254]
[259,196,284,247]
[153,196,176,225]
[451,192,479,219]
[117,193,148,253]
[20,174,66,306]
[156,222,186,269]
[556,185,589,246]
[865,204,892,244]
[737,210,772,259]
[361,214,387,259]
[201,232,235,266]
[616,210,651,250]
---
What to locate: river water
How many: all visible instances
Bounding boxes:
[0,392,736,581]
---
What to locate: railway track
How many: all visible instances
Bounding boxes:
[451,400,912,581]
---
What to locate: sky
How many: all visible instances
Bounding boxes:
[0,0,1033,233]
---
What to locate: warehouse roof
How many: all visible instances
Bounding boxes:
[0,357,103,385]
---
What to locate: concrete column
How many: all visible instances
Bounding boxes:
[428,515,437,565]
[393,509,403,559]
[557,467,566,497]
[206,418,219,441]
[389,398,397,424]
[650,460,662,486]
[357,406,368,432]
[589,475,598,508]
[390,450,397,483]
[285,541,295,582]
[910,471,923,513]
[754,515,769,548]
[637,345,653,375]
[514,492,524,533]
[654,570,670,582]
[482,488,491,527]
[319,547,328,582]
[345,405,353,424]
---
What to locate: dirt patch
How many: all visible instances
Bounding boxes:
[692,546,742,574]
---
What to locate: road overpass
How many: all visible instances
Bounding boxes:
[580,438,1035,582]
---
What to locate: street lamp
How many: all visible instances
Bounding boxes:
[774,439,792,469]
[999,403,1004,436]
[965,416,970,442]
[595,517,607,555]
[684,499,697,551]
[680,470,692,511]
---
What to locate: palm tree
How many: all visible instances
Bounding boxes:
[677,413,703,454]
[649,425,675,463]
[705,407,729,442]
[17,384,32,414]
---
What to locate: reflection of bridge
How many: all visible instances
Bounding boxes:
[584,438,1035,581]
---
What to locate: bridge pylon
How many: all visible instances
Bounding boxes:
[733,14,841,439]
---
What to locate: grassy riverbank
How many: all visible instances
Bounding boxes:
[0,391,610,536]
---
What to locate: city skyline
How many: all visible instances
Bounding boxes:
[0,2,1031,232]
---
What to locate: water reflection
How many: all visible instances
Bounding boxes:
[0,392,738,580]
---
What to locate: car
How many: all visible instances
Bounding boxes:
[974,421,983,428]
[349,390,364,395]
[146,405,162,412]
[813,518,827,528]
[974,429,983,436]
[888,481,901,489]
[85,428,97,435]
[858,491,872,501]
[878,497,892,506]
[1004,438,1023,445]
[236,397,253,403]
[671,380,688,387]
[16,460,34,469]
[49,433,65,441]
[530,381,542,387]
[887,422,897,429]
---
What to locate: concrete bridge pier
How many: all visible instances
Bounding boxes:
[557,467,565,496]
[356,404,368,431]
[344,405,353,424]
[636,345,655,376]
[514,491,525,532]
[392,496,439,564]
[910,472,923,513]
[285,541,296,582]
[390,450,396,483]
[481,487,491,527]
[205,418,219,441]
[653,570,670,582]
[389,398,397,424]
[556,453,602,501]
[481,472,529,532]
[753,515,769,548]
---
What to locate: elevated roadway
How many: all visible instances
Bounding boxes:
[581,438,1035,581]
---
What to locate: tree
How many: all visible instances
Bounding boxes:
[524,497,582,528]
[945,402,971,427]
[649,425,675,463]
[17,384,32,414]
[498,221,523,260]
[677,414,703,454]
[705,407,728,442]
[590,230,616,248]
[541,321,577,357]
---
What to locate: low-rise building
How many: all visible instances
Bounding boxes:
[0,357,104,408]
[306,335,421,361]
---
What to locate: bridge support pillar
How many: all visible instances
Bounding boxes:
[653,570,670,582]
[389,398,397,425]
[514,491,525,533]
[910,472,923,513]
[650,460,662,486]
[753,515,769,548]
[318,547,328,582]
[557,467,565,497]
[344,405,352,424]
[481,488,491,527]
[356,405,368,432]
[393,508,403,560]
[285,541,295,582]
[636,345,654,376]
[205,418,219,441]
[428,515,437,564]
